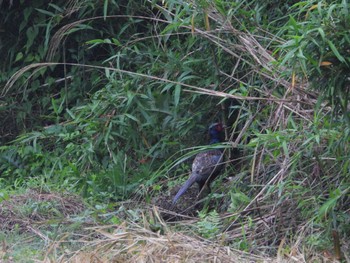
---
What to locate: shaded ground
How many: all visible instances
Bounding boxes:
[153,185,206,219]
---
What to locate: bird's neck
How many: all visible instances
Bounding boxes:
[209,129,222,144]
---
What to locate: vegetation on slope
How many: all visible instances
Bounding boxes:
[0,0,349,261]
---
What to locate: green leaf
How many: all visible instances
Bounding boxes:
[103,0,108,20]
[15,52,23,62]
[48,3,64,12]
[282,141,289,157]
[86,39,105,44]
[112,38,121,46]
[124,113,140,123]
[66,109,76,120]
[0,191,9,202]
[65,24,93,35]
[25,26,39,52]
[174,84,181,107]
[318,189,341,219]
[35,8,55,17]
[327,40,346,63]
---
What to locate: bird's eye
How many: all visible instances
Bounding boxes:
[216,124,223,131]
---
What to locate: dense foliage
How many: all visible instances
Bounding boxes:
[0,0,349,260]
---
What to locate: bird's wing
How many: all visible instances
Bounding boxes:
[192,150,223,175]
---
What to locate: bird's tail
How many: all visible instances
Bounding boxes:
[172,173,197,205]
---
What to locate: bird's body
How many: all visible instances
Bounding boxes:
[172,123,224,205]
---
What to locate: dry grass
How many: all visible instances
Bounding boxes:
[57,208,267,263]
[52,206,345,263]
[0,189,85,232]
[0,190,345,262]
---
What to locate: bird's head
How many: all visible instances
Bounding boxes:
[208,123,224,144]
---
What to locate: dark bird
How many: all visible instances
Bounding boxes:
[172,123,225,205]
